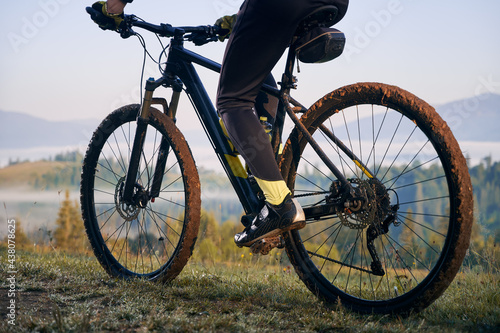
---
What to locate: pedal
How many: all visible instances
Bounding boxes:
[250,235,285,255]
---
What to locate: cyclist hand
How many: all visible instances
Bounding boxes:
[90,1,125,31]
[214,14,237,42]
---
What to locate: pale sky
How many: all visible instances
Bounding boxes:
[1,0,499,125]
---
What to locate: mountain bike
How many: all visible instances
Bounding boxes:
[81,6,473,315]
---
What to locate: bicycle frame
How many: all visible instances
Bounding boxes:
[122,31,371,219]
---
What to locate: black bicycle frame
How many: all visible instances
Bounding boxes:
[123,33,368,217]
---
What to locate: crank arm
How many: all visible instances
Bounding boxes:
[302,204,338,221]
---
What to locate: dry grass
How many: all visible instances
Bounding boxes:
[0,248,499,332]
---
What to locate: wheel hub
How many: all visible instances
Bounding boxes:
[114,176,141,221]
[335,178,391,229]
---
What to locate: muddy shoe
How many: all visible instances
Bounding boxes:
[234,194,305,248]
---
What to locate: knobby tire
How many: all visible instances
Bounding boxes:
[280,82,473,315]
[80,105,201,283]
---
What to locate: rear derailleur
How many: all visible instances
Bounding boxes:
[329,178,400,276]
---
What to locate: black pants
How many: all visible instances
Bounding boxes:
[217,0,348,182]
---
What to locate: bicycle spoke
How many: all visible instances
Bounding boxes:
[112,131,128,174]
[390,174,446,191]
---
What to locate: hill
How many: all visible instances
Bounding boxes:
[0,110,100,149]
[1,93,499,150]
[0,160,77,189]
[0,160,81,190]
[435,93,500,142]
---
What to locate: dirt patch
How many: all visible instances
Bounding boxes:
[0,287,54,320]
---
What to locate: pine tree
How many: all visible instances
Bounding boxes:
[399,208,420,268]
[54,190,73,249]
[15,219,30,249]
[219,220,240,262]
[400,209,415,246]
[2,218,30,249]
[68,198,87,253]
[54,189,88,253]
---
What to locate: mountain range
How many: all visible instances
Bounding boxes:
[0,112,100,149]
[1,92,498,150]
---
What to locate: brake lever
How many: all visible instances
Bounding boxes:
[185,33,211,46]
[119,14,137,39]
[185,25,222,45]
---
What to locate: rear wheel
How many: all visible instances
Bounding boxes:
[280,82,473,314]
[81,104,201,282]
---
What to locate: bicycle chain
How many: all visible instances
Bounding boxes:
[293,191,330,198]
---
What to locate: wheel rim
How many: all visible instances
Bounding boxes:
[286,100,456,305]
[85,109,189,278]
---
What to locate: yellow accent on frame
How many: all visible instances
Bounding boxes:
[225,154,247,178]
[354,160,373,179]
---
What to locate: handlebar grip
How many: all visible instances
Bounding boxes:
[86,5,134,37]
[86,6,105,22]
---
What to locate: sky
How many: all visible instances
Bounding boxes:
[0,0,499,162]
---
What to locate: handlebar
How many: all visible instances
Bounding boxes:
[86,6,222,44]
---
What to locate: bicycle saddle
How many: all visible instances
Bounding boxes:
[293,6,345,64]
[295,5,339,37]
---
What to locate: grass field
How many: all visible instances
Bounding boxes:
[0,248,499,332]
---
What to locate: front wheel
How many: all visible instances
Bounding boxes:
[81,104,201,282]
[280,83,473,315]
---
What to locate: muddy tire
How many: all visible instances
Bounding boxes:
[280,82,473,315]
[81,104,201,283]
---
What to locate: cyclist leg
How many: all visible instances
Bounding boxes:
[218,0,348,193]
[217,0,348,246]
[254,74,278,125]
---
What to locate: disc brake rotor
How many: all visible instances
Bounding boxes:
[114,176,140,221]
[336,178,390,229]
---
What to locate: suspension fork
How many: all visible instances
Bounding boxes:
[150,84,182,200]
[122,78,160,204]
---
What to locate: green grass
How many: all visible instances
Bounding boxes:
[0,248,499,332]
